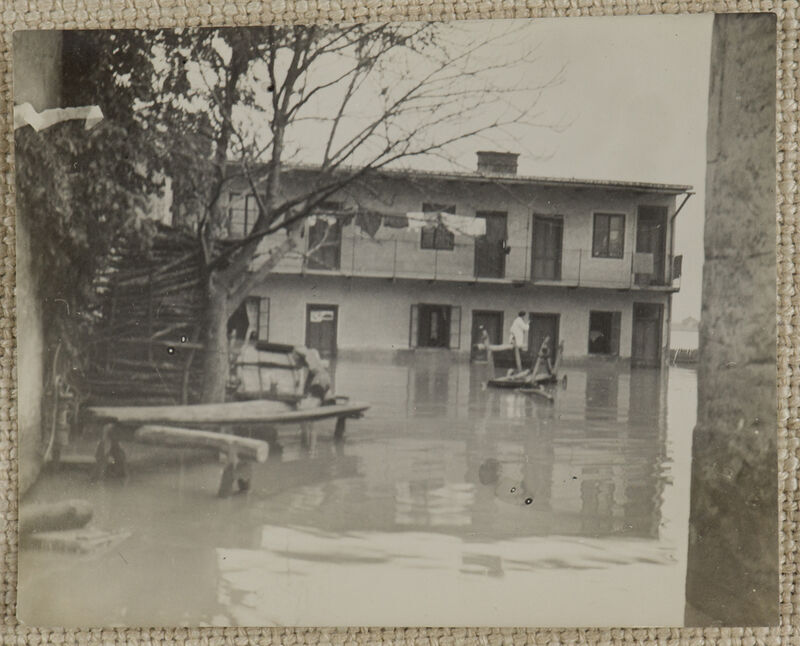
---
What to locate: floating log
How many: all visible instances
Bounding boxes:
[133,425,269,463]
[19,499,93,536]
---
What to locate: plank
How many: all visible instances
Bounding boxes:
[133,425,269,462]
[87,399,370,426]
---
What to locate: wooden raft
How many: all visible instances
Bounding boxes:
[86,399,370,498]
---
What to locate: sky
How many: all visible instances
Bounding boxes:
[480,15,713,322]
[255,15,713,321]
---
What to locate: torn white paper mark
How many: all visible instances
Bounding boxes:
[14,102,104,132]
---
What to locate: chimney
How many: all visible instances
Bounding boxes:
[476,151,519,175]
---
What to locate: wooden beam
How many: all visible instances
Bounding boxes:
[133,425,269,463]
[88,400,369,427]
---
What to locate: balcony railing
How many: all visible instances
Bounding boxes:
[269,233,677,291]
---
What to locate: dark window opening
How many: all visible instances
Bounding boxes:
[422,203,456,215]
[421,203,456,251]
[592,213,625,258]
[421,224,455,250]
[589,311,621,356]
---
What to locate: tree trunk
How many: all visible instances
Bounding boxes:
[200,273,231,404]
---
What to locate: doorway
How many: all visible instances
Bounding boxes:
[305,304,338,358]
[528,313,560,355]
[635,206,667,286]
[631,302,664,367]
[531,215,564,281]
[474,211,507,279]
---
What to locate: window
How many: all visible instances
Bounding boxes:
[588,311,621,356]
[227,297,269,342]
[592,213,625,258]
[228,192,260,238]
[307,201,343,270]
[421,203,456,251]
[257,298,270,341]
[228,192,243,237]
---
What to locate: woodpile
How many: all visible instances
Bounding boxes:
[86,226,209,406]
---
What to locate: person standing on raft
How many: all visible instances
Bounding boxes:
[509,311,530,373]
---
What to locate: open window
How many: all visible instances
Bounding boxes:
[588,311,621,356]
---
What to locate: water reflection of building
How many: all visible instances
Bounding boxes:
[247,359,672,543]
[385,360,672,540]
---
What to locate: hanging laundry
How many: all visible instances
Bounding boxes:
[14,102,104,132]
[382,214,409,228]
[404,212,486,236]
[405,212,433,231]
[356,211,383,238]
[440,213,487,237]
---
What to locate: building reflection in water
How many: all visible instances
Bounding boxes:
[372,356,672,541]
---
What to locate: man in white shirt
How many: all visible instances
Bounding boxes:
[509,311,530,372]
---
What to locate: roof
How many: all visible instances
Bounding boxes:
[283,163,693,195]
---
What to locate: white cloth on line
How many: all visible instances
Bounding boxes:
[14,102,104,132]
[404,212,486,236]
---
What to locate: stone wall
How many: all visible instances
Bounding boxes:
[684,13,778,626]
[13,31,63,496]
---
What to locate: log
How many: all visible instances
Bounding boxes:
[133,425,269,463]
[19,499,93,536]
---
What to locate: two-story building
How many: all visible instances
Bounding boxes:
[227,152,692,367]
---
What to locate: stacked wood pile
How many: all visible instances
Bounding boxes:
[85,226,208,406]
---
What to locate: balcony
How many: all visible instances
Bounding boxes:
[269,231,678,292]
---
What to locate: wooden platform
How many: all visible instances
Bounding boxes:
[86,399,370,427]
[85,398,370,498]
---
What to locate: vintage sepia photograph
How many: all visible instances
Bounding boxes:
[13,13,777,627]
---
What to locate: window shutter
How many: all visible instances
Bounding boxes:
[449,306,461,349]
[610,311,622,356]
[409,304,419,348]
[672,255,683,280]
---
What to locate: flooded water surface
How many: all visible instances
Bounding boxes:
[19,356,697,627]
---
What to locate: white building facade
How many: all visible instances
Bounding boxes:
[228,153,692,367]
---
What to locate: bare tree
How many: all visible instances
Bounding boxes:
[66,23,560,402]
